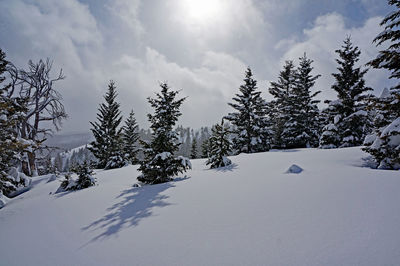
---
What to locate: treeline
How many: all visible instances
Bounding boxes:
[1,0,399,197]
[51,126,211,173]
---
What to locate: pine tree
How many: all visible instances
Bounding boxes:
[201,138,210,158]
[74,161,96,190]
[0,49,28,196]
[190,138,198,159]
[206,120,232,169]
[269,61,297,148]
[58,160,95,192]
[225,67,270,154]
[363,1,400,169]
[138,83,191,184]
[89,80,125,169]
[122,110,140,164]
[320,37,372,148]
[282,53,321,148]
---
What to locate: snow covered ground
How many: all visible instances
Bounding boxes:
[0,147,399,266]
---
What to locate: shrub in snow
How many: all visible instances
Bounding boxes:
[364,118,400,169]
[206,120,233,169]
[1,167,31,197]
[138,83,191,184]
[225,67,271,153]
[58,161,96,192]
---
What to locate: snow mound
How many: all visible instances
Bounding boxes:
[46,174,58,183]
[285,164,303,174]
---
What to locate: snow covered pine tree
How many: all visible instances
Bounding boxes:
[363,0,400,169]
[225,67,270,153]
[58,161,96,192]
[206,120,232,169]
[89,80,126,169]
[138,83,191,184]
[268,61,297,148]
[282,53,321,148]
[122,110,140,165]
[0,49,30,198]
[190,137,198,159]
[319,37,372,148]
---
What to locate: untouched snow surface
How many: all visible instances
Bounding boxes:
[0,147,399,266]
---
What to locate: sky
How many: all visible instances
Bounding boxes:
[0,0,395,134]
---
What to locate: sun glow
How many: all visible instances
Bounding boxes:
[182,0,223,22]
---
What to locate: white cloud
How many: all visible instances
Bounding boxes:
[111,47,247,128]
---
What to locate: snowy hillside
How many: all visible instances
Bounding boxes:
[0,147,399,266]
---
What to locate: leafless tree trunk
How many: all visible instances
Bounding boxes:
[8,59,67,176]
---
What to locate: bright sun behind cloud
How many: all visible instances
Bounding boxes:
[181,0,223,23]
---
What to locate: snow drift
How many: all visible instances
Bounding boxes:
[0,147,399,266]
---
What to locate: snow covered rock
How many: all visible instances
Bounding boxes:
[285,164,303,174]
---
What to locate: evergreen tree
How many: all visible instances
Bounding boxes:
[206,120,232,169]
[225,67,270,154]
[268,61,297,148]
[201,138,210,158]
[58,161,96,191]
[190,138,198,159]
[319,123,340,149]
[74,161,96,190]
[320,37,372,148]
[138,83,191,184]
[0,49,28,196]
[122,110,140,164]
[89,80,124,169]
[282,53,321,148]
[363,1,400,169]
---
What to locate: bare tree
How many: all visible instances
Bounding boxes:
[8,59,67,176]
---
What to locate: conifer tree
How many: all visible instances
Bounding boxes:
[201,138,210,158]
[268,61,297,148]
[206,120,232,169]
[282,53,321,148]
[363,0,400,169]
[190,138,198,159]
[58,160,95,192]
[122,110,140,164]
[225,67,270,153]
[138,83,191,184]
[74,161,96,190]
[89,80,124,169]
[320,37,372,148]
[0,49,28,196]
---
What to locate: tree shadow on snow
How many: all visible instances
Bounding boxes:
[81,176,190,245]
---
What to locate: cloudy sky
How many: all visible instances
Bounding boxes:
[0,0,395,133]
